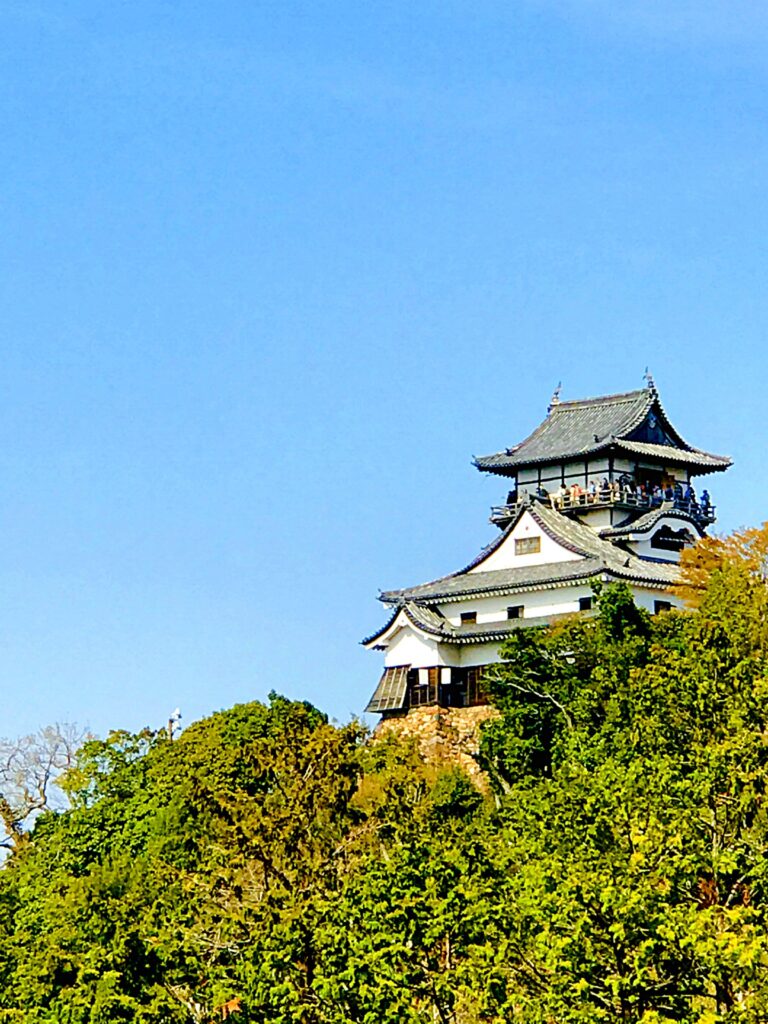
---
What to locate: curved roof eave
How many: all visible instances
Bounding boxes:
[473,386,730,475]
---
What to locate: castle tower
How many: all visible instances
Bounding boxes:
[363,380,731,721]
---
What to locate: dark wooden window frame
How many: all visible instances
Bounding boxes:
[515,536,541,556]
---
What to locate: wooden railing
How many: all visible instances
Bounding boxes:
[491,488,716,526]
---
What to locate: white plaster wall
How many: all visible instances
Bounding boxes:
[517,468,539,489]
[621,515,697,563]
[577,508,614,529]
[460,641,505,667]
[468,510,581,573]
[501,457,691,496]
[383,628,439,668]
[376,582,681,672]
[439,584,595,625]
[435,643,463,668]
[632,588,682,613]
[629,537,680,562]
[511,460,613,492]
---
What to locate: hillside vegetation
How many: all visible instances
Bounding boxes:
[2,526,768,1023]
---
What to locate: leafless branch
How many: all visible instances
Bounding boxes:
[0,722,88,852]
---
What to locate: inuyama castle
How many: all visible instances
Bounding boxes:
[364,379,731,718]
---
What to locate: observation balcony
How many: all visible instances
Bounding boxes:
[491,486,716,530]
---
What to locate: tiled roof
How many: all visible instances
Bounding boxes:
[376,500,678,607]
[380,558,606,604]
[364,599,588,651]
[600,507,705,540]
[615,440,730,469]
[474,386,730,475]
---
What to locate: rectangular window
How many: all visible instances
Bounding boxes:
[466,666,489,706]
[654,600,673,614]
[407,668,439,707]
[515,536,541,556]
[460,611,477,625]
[507,605,523,619]
[578,596,593,611]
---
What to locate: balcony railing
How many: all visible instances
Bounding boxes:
[491,487,716,528]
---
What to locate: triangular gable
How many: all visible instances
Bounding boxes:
[362,605,446,649]
[466,507,583,574]
[362,607,412,649]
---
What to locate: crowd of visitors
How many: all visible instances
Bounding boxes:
[504,479,712,519]
[529,478,713,515]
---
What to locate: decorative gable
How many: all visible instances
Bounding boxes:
[466,508,582,573]
[627,407,676,447]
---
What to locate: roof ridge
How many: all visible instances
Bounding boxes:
[527,503,595,557]
[554,389,650,410]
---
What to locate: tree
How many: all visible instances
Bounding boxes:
[477,576,768,1022]
[7,523,768,1022]
[0,723,85,851]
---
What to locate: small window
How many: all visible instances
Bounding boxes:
[507,605,523,619]
[578,596,593,612]
[654,600,672,614]
[515,536,541,556]
[460,611,477,625]
[466,666,489,706]
[407,668,439,707]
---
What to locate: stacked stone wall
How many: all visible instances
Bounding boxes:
[374,705,499,784]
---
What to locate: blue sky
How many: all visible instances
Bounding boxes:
[1,1,766,737]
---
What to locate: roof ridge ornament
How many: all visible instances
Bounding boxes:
[643,367,657,394]
[548,381,562,413]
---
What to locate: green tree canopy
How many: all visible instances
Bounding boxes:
[4,525,768,1022]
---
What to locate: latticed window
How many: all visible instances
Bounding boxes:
[465,666,489,706]
[408,667,439,707]
[515,536,541,555]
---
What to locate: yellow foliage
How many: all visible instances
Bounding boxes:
[675,522,768,607]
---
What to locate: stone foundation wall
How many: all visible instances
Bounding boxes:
[374,704,499,784]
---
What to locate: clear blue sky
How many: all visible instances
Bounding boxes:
[1,1,766,738]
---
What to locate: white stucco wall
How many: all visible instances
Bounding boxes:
[631,587,682,613]
[621,515,698,563]
[513,457,694,495]
[378,581,679,672]
[460,641,506,667]
[439,583,595,625]
[467,509,581,573]
[383,627,439,668]
[629,537,679,562]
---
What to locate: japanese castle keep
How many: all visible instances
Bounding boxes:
[363,380,731,736]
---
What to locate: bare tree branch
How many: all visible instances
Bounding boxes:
[0,723,88,852]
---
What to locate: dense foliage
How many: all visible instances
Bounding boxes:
[3,525,768,1022]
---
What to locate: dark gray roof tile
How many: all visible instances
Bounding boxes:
[474,386,730,475]
[378,500,679,605]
